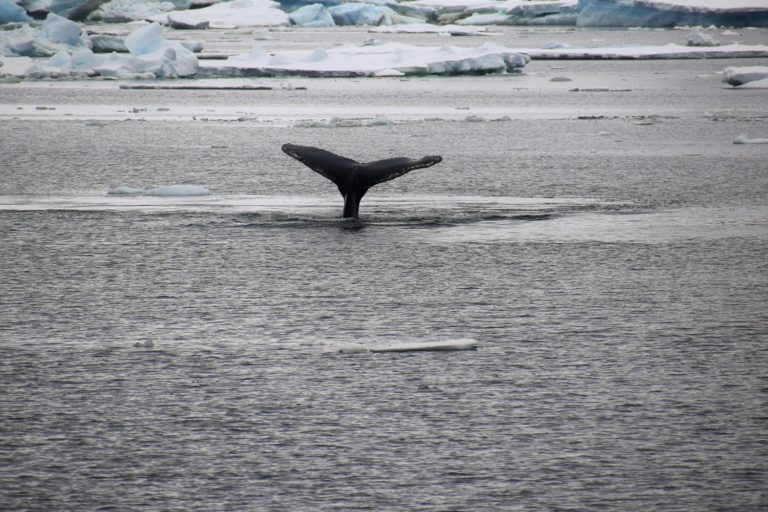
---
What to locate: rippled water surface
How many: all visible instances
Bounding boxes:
[1,25,768,512]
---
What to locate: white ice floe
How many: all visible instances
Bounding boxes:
[108,184,212,196]
[201,41,529,77]
[722,65,768,86]
[518,43,768,60]
[149,0,289,29]
[369,22,492,35]
[288,3,335,27]
[577,0,768,28]
[338,339,479,353]
[734,134,768,144]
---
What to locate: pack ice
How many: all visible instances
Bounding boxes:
[1,20,199,78]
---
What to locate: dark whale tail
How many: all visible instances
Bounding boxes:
[281,143,442,218]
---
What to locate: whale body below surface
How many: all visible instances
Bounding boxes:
[281,143,443,218]
[338,339,479,354]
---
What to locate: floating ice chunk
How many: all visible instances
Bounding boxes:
[328,3,392,26]
[577,0,768,28]
[518,43,768,60]
[145,184,212,196]
[204,41,529,78]
[288,3,335,27]
[738,77,768,88]
[0,0,32,24]
[687,29,718,46]
[124,22,166,55]
[123,23,199,77]
[338,339,479,354]
[722,65,768,86]
[371,114,390,125]
[372,68,404,77]
[107,186,146,196]
[149,0,290,29]
[734,134,768,144]
[41,13,87,46]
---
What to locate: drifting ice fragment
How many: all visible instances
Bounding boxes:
[289,3,335,27]
[107,184,211,196]
[687,30,718,47]
[723,66,768,87]
[146,184,212,196]
[338,339,479,353]
[734,134,768,144]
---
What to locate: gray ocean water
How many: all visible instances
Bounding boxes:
[1,25,768,511]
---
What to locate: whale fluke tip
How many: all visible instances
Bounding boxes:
[281,143,443,217]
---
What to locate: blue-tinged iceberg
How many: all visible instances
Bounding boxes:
[577,0,768,28]
[1,21,199,78]
[288,3,336,27]
[0,0,32,24]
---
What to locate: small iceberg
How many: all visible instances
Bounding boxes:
[339,339,479,354]
[734,134,768,144]
[723,65,768,87]
[107,184,212,196]
[0,0,32,24]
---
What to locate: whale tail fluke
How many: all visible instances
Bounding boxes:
[281,143,442,218]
